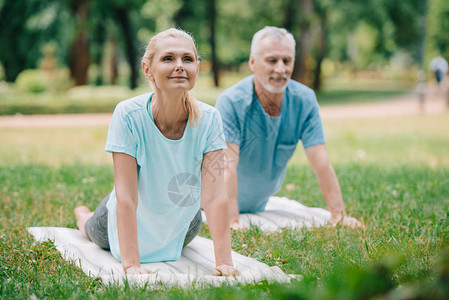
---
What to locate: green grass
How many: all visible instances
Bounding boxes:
[317,89,410,106]
[1,114,448,299]
[316,76,413,105]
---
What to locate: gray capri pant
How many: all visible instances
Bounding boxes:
[85,193,202,250]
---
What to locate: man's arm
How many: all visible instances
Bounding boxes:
[304,144,362,228]
[223,142,241,229]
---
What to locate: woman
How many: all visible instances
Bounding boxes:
[74,28,239,276]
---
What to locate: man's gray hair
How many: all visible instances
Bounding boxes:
[250,26,296,56]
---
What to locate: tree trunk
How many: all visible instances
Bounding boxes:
[93,21,106,86]
[69,0,90,86]
[283,0,297,32]
[313,18,327,91]
[2,40,26,82]
[115,8,138,89]
[293,0,313,86]
[174,0,192,27]
[208,0,220,87]
[109,38,118,85]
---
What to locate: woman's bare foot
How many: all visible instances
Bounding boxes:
[74,205,94,239]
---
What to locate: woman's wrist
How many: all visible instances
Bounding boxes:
[123,263,140,273]
[215,259,234,267]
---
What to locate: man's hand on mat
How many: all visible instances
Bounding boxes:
[124,266,151,275]
[332,216,363,228]
[213,264,241,276]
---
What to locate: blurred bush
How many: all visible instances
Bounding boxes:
[67,85,133,100]
[15,69,50,93]
[0,83,138,115]
[15,69,72,94]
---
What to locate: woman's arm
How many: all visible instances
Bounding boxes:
[201,149,240,276]
[223,143,242,229]
[113,152,150,274]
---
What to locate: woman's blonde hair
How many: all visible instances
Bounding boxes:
[141,28,200,127]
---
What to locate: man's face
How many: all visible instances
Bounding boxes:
[249,37,295,94]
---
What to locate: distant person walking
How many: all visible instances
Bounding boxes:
[430,56,448,87]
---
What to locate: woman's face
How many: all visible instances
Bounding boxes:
[145,36,199,93]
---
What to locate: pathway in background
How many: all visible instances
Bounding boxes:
[0,83,447,128]
[320,83,447,119]
[0,112,112,128]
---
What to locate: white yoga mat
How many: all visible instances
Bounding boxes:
[202,196,331,231]
[27,227,297,288]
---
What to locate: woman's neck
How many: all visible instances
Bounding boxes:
[152,91,189,139]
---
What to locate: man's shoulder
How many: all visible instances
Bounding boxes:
[286,80,319,106]
[217,76,254,105]
[287,80,315,97]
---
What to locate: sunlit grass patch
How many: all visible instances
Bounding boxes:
[0,126,110,166]
[289,114,449,168]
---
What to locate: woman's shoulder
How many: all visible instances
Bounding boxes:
[196,100,217,115]
[194,100,221,127]
[115,93,152,114]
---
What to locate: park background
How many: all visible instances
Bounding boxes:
[1,0,448,299]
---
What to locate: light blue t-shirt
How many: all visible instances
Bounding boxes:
[215,75,325,213]
[105,93,226,263]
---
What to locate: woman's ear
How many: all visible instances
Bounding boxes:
[142,61,153,81]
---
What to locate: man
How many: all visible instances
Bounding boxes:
[215,26,361,229]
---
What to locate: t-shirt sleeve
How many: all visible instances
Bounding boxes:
[204,109,227,154]
[300,94,326,149]
[105,104,138,158]
[215,95,241,145]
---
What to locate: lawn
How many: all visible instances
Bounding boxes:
[1,111,448,299]
[0,72,413,115]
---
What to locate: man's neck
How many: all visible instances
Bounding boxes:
[253,78,284,117]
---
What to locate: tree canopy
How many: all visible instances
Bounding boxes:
[0,0,447,90]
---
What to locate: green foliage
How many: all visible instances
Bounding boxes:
[0,1,71,82]
[15,70,50,94]
[428,0,449,56]
[14,69,72,94]
[0,84,140,115]
[1,0,448,90]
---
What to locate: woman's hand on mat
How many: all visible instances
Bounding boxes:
[213,264,241,276]
[230,221,246,230]
[332,215,363,228]
[124,266,151,275]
